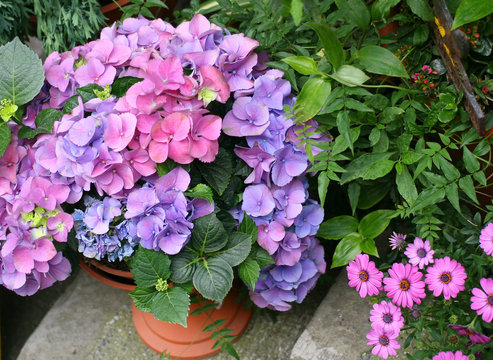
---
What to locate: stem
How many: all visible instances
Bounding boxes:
[361,84,416,92]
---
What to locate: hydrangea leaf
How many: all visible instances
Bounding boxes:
[112,76,143,98]
[193,257,233,302]
[76,83,104,103]
[129,287,157,313]
[150,287,190,327]
[238,213,258,244]
[196,147,232,196]
[0,122,11,157]
[253,245,275,268]
[0,37,44,106]
[185,184,214,204]
[238,258,260,291]
[131,246,171,288]
[216,210,236,234]
[17,108,61,139]
[190,213,228,254]
[216,232,252,267]
[62,95,80,114]
[170,248,197,283]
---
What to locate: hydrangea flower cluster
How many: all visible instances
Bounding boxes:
[0,134,72,296]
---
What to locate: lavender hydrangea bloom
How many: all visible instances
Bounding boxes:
[242,184,275,217]
[84,197,122,234]
[271,145,308,187]
[249,237,326,311]
[294,201,324,238]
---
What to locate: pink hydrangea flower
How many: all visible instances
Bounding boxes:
[148,112,191,163]
[366,326,400,359]
[425,256,467,299]
[471,278,493,323]
[369,300,404,335]
[104,113,138,152]
[479,222,493,256]
[383,263,426,308]
[432,351,468,360]
[346,253,383,298]
[404,237,434,269]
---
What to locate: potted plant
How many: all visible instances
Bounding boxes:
[0,10,327,359]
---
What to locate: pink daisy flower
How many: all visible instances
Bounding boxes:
[471,278,493,323]
[346,253,383,298]
[389,232,406,250]
[449,324,491,344]
[404,237,434,269]
[383,263,426,308]
[369,300,404,335]
[425,257,467,299]
[432,350,468,360]
[366,326,400,359]
[479,222,493,256]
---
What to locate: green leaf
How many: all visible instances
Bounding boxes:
[317,215,359,240]
[362,159,394,180]
[238,258,260,291]
[348,182,360,215]
[0,122,11,157]
[337,111,353,154]
[331,233,363,268]
[341,152,393,183]
[196,147,232,195]
[358,209,395,239]
[129,287,157,313]
[357,46,408,78]
[408,188,446,214]
[253,246,275,268]
[463,147,480,173]
[185,183,214,204]
[156,159,188,177]
[223,341,240,360]
[396,164,418,203]
[452,0,493,29]
[290,0,303,25]
[131,246,171,288]
[193,257,233,302]
[17,108,62,139]
[0,37,44,106]
[437,156,460,181]
[406,0,434,21]
[238,214,258,244]
[358,181,391,209]
[282,56,320,76]
[330,65,370,87]
[360,237,379,257]
[446,183,461,214]
[112,76,143,98]
[191,213,228,253]
[170,248,197,283]
[401,151,422,165]
[76,83,104,103]
[293,76,332,123]
[318,171,330,209]
[306,22,344,70]
[218,232,252,267]
[459,175,479,203]
[335,0,371,30]
[151,287,190,327]
[62,95,80,114]
[371,0,401,20]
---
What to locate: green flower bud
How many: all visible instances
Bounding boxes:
[0,99,18,122]
[94,85,111,100]
[443,299,452,306]
[75,57,88,69]
[449,315,458,324]
[198,88,218,107]
[369,296,379,305]
[155,278,169,292]
[21,211,34,223]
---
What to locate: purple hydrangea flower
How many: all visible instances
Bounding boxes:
[242,184,275,217]
[271,145,308,186]
[294,201,324,238]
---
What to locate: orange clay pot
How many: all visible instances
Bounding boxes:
[132,288,252,359]
[80,258,136,292]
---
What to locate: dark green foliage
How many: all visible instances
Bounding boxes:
[0,0,32,45]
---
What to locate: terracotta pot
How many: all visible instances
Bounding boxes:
[80,258,136,292]
[132,288,252,359]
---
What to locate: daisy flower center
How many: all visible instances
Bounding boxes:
[488,295,493,306]
[417,248,427,258]
[358,270,369,282]
[382,313,393,323]
[399,279,410,290]
[440,272,452,284]
[379,336,389,346]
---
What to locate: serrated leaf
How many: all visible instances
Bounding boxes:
[112,76,143,98]
[0,122,11,157]
[196,147,232,195]
[185,183,214,204]
[357,45,408,78]
[307,22,344,70]
[237,213,258,244]
[318,171,330,209]
[150,287,190,327]
[218,232,252,267]
[129,287,157,313]
[317,215,359,240]
[76,83,104,103]
[131,246,171,288]
[193,257,233,302]
[293,76,332,124]
[0,37,44,106]
[331,233,363,268]
[17,108,61,139]
[62,95,80,114]
[282,56,320,75]
[239,258,260,291]
[330,65,369,87]
[358,209,395,239]
[254,246,275,268]
[170,248,197,283]
[191,213,228,253]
